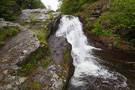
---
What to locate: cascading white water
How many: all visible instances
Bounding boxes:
[56,15,128,89]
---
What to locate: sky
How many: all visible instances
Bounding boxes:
[41,0,59,11]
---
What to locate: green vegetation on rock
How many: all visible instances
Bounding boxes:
[41,57,52,69]
[26,81,42,90]
[59,0,135,50]
[19,49,43,76]
[29,15,37,25]
[92,0,135,43]
[36,28,50,46]
[0,28,19,47]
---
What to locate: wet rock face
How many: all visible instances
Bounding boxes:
[48,32,75,90]
[48,33,70,63]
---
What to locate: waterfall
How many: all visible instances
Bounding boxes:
[56,15,129,89]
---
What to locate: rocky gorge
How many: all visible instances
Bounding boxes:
[0,1,135,89]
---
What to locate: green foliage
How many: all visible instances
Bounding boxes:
[0,41,6,46]
[26,81,41,90]
[64,70,68,74]
[33,82,41,89]
[44,13,54,25]
[0,28,19,47]
[49,13,53,20]
[0,0,16,21]
[108,44,112,47]
[92,23,110,37]
[41,57,52,69]
[126,45,133,49]
[37,14,53,46]
[29,15,36,25]
[5,28,19,36]
[130,39,135,43]
[36,29,49,45]
[93,0,135,42]
[17,21,24,26]
[14,0,46,9]
[63,50,70,60]
[59,0,96,14]
[86,22,91,27]
[19,49,43,76]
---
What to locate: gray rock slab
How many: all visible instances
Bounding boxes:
[0,21,27,31]
[0,21,40,89]
[17,9,61,23]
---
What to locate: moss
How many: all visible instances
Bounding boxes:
[29,15,36,25]
[19,49,44,76]
[41,57,52,69]
[34,28,50,47]
[26,81,42,90]
[0,27,19,47]
[36,33,48,45]
[108,44,113,47]
[20,78,25,83]
[0,41,6,47]
[9,53,16,58]
[33,82,41,89]
[17,21,24,26]
[44,13,54,25]
[63,49,71,61]
[58,49,72,77]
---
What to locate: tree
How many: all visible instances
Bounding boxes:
[59,0,95,14]
[0,0,16,20]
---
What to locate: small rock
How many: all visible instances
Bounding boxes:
[6,84,12,89]
[3,70,8,75]
[96,10,101,14]
[0,18,4,21]
[0,64,9,69]
[22,50,27,54]
[90,17,97,21]
[19,77,26,84]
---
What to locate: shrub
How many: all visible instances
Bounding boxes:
[0,0,16,21]
[92,0,135,42]
[29,15,36,25]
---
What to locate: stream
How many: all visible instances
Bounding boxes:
[56,15,135,90]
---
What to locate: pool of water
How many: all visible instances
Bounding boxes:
[68,50,135,90]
